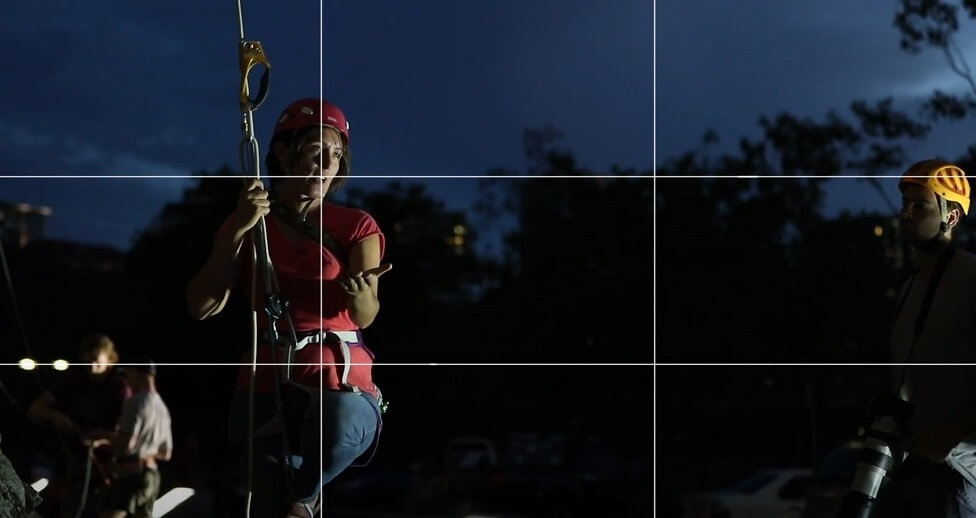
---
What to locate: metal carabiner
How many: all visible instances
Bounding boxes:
[236,0,270,112]
[239,40,270,112]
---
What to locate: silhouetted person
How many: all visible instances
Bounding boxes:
[28,333,130,518]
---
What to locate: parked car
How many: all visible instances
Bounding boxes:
[410,435,593,517]
[681,467,812,518]
[802,442,861,518]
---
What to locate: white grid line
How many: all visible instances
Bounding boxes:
[7,362,655,367]
[0,174,651,179]
[653,0,658,514]
[651,363,975,367]
[655,174,955,178]
[320,0,325,491]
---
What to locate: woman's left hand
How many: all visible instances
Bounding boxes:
[340,263,393,298]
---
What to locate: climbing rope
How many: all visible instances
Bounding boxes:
[233,2,303,515]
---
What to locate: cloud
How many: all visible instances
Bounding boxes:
[654,0,976,162]
[5,1,651,177]
[0,123,53,149]
[0,120,191,176]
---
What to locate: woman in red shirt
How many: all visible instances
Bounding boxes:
[186,98,391,518]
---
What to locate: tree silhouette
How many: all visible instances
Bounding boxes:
[473,127,652,363]
[654,59,976,362]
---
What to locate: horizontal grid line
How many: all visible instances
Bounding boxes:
[13,362,970,367]
[5,362,655,367]
[655,174,950,179]
[0,174,651,179]
[656,363,976,367]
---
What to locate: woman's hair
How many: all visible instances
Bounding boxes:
[78,333,119,363]
[265,125,351,196]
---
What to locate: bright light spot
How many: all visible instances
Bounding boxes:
[453,224,467,235]
[874,225,884,237]
[30,478,48,492]
[53,359,69,371]
[18,358,36,371]
[152,487,195,517]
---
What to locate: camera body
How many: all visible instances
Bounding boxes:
[836,393,915,518]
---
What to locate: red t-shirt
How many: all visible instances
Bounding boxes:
[218,201,385,397]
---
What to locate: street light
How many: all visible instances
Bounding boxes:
[53,359,69,371]
[18,358,36,371]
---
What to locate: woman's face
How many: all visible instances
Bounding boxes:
[276,125,344,200]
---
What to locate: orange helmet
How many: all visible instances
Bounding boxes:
[899,160,971,215]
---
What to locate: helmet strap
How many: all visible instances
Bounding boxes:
[298,198,315,223]
[918,195,951,251]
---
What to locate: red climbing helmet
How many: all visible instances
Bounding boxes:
[273,98,349,143]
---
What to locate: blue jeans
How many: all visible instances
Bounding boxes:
[873,456,976,517]
[228,386,381,511]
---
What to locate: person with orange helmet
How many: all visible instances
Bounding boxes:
[898,159,971,249]
[868,159,976,516]
[186,98,391,518]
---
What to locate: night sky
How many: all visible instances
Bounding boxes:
[656,0,976,217]
[0,1,652,250]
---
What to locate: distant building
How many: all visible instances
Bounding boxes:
[0,200,125,271]
[0,200,53,249]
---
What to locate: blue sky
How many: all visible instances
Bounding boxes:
[0,1,652,250]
